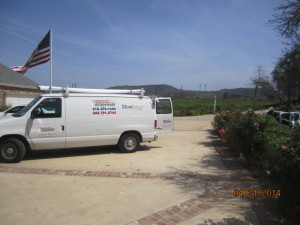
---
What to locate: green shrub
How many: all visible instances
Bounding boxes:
[265,127,300,221]
[0,105,9,112]
[213,109,300,223]
[212,109,268,165]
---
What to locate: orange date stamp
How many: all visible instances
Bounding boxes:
[233,189,281,198]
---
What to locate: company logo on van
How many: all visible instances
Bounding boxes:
[92,100,117,115]
[93,99,115,107]
[163,119,172,124]
[39,127,56,137]
[122,104,143,110]
[41,127,55,132]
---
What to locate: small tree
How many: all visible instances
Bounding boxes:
[252,65,265,109]
[250,66,280,103]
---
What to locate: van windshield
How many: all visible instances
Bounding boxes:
[13,96,42,117]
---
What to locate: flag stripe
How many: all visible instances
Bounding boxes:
[25,50,50,68]
[11,66,27,74]
[28,48,50,60]
[25,48,50,67]
[28,58,50,68]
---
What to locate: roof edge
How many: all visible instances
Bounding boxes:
[0,82,38,90]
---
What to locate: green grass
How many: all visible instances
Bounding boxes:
[173,98,271,116]
[263,115,291,149]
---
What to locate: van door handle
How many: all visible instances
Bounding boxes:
[61,125,65,132]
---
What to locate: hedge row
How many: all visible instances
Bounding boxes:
[212,109,300,223]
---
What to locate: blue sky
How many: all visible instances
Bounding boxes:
[1,0,284,91]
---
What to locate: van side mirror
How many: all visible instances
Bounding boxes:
[30,110,37,119]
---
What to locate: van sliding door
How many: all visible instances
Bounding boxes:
[156,98,173,133]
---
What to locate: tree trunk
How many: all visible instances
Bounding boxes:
[253,85,258,110]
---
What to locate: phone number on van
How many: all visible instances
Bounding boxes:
[93,111,116,115]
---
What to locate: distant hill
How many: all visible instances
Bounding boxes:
[108,84,267,99]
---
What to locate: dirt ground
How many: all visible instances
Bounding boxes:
[0,115,285,225]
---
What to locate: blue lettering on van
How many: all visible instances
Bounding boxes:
[122,104,133,109]
[122,104,143,110]
[93,107,116,111]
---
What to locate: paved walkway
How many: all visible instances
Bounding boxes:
[0,115,286,225]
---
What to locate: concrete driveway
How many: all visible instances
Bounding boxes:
[0,115,284,225]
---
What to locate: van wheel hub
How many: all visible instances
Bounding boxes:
[125,138,136,150]
[7,147,15,155]
[2,144,17,159]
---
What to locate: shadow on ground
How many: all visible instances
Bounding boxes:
[196,217,254,225]
[168,129,289,225]
[21,144,154,161]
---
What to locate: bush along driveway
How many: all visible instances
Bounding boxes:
[212,109,300,224]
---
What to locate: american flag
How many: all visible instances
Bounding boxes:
[11,30,51,74]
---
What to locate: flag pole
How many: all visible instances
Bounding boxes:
[50,26,53,93]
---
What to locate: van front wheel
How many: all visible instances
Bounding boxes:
[118,133,140,153]
[0,138,26,163]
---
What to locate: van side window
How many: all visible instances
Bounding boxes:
[33,98,62,118]
[156,99,172,114]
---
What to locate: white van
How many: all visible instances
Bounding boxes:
[0,86,173,163]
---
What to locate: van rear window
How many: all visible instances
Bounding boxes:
[156,99,172,114]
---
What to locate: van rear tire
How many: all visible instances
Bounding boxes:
[118,133,140,153]
[0,138,26,163]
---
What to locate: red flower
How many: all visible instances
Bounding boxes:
[281,146,287,151]
[218,129,226,137]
